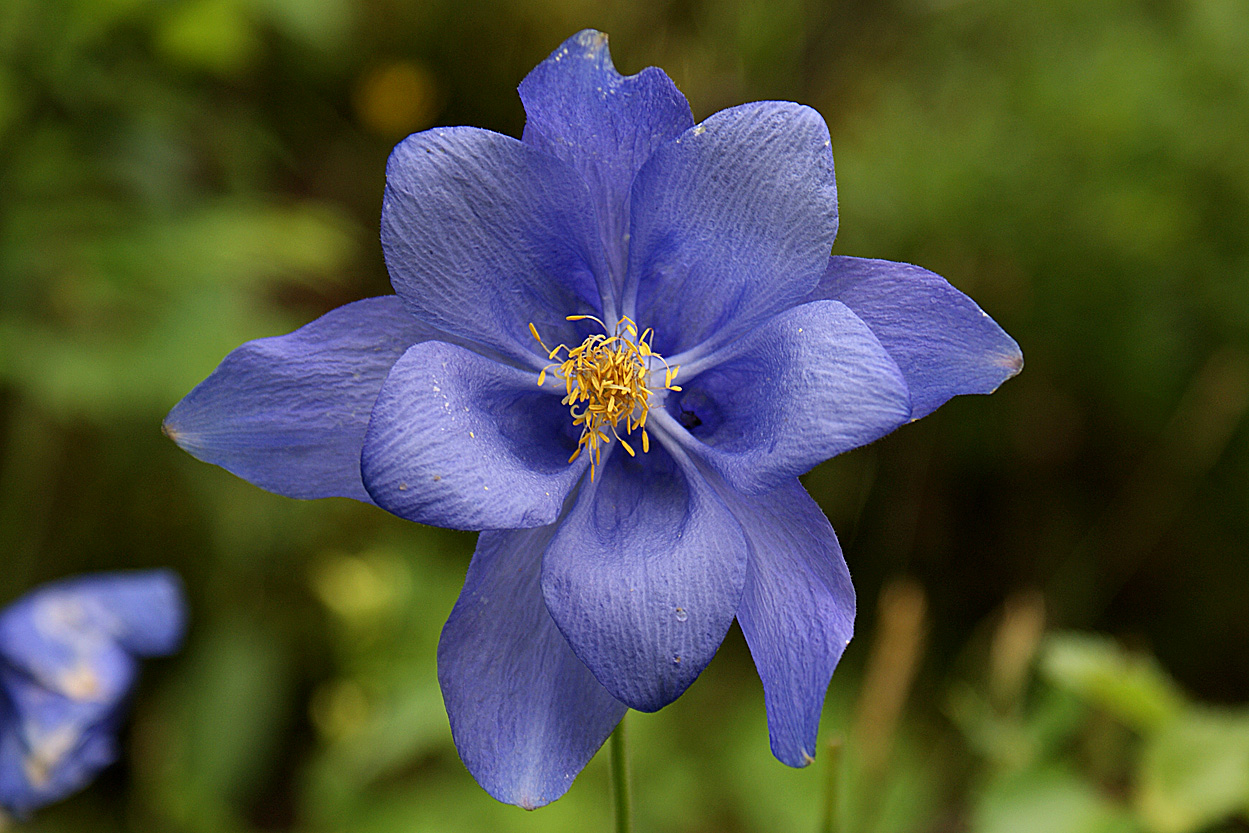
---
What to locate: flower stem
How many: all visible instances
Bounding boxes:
[610,714,632,833]
[819,736,843,833]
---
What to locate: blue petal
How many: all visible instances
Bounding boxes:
[382,126,610,365]
[814,257,1023,420]
[0,652,131,742]
[361,340,587,530]
[656,300,911,495]
[520,30,693,306]
[164,296,434,503]
[0,571,185,703]
[723,479,854,768]
[0,571,186,816]
[541,444,748,712]
[438,524,626,809]
[0,673,121,817]
[82,570,185,657]
[627,101,838,356]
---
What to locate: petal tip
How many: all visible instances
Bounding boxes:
[160,419,179,442]
[160,410,203,458]
[478,775,563,810]
[771,741,819,769]
[998,346,1025,378]
[573,28,609,51]
[537,29,613,76]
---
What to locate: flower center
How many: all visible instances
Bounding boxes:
[528,315,681,479]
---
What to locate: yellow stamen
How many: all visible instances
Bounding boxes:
[529,315,681,480]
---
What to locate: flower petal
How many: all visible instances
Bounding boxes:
[520,30,693,305]
[723,478,854,768]
[627,101,838,355]
[0,672,121,817]
[814,257,1023,420]
[163,296,433,503]
[0,571,185,703]
[657,300,911,495]
[382,126,610,365]
[361,340,586,530]
[438,524,626,809]
[541,444,748,712]
[0,571,186,817]
[76,570,186,657]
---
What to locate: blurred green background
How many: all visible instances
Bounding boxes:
[2,0,1248,830]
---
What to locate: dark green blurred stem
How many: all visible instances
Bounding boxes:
[819,737,843,833]
[611,714,632,833]
[0,404,60,589]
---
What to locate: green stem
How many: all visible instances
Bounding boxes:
[819,737,843,833]
[610,714,632,833]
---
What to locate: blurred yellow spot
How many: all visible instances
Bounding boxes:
[310,551,409,622]
[854,578,928,778]
[22,725,79,789]
[989,589,1046,712]
[22,757,50,789]
[309,679,370,741]
[354,61,439,138]
[155,0,260,76]
[57,664,103,701]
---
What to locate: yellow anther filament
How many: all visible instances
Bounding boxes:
[529,315,680,480]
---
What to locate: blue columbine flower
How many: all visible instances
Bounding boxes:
[0,570,186,817]
[163,30,1021,808]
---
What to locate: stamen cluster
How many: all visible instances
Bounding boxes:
[529,315,680,479]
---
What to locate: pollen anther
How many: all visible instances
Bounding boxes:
[529,315,680,481]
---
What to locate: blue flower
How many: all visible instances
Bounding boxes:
[0,570,186,817]
[164,30,1021,808]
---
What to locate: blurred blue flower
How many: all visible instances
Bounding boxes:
[164,30,1021,808]
[0,571,186,817]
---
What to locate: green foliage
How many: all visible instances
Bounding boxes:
[1041,634,1186,733]
[952,632,1249,833]
[1137,709,1249,833]
[148,617,296,832]
[976,766,1140,833]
